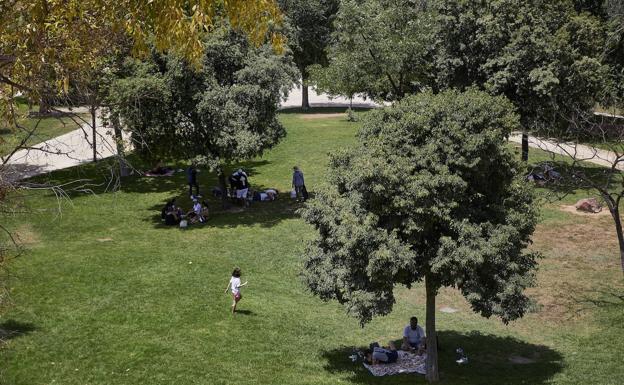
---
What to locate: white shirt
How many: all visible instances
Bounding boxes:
[193,202,201,214]
[403,325,425,343]
[229,277,241,294]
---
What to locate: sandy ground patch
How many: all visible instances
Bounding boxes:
[559,204,610,217]
[300,113,346,120]
[527,219,623,323]
[13,224,40,246]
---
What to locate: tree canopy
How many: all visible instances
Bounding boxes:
[0,0,285,121]
[311,0,435,101]
[301,89,539,381]
[109,27,297,187]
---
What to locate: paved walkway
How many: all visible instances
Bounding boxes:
[508,132,624,170]
[1,110,123,181]
[2,86,620,181]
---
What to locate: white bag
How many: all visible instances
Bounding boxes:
[290,189,297,199]
[179,219,188,228]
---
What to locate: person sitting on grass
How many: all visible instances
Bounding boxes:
[401,316,426,352]
[163,199,182,226]
[366,341,399,365]
[200,200,210,221]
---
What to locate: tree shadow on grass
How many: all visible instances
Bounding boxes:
[148,194,303,230]
[29,157,273,198]
[526,158,621,201]
[0,320,36,341]
[279,106,374,115]
[320,331,562,385]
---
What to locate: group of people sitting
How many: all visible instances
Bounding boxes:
[365,316,426,365]
[209,169,279,206]
[161,198,209,226]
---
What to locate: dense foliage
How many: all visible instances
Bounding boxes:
[109,28,297,187]
[301,89,539,380]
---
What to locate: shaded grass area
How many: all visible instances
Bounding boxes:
[1,109,623,384]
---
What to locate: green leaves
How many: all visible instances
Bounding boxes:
[301,89,539,325]
[110,28,297,166]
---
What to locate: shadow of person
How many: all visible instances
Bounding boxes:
[319,330,563,385]
[234,309,256,316]
[0,320,36,341]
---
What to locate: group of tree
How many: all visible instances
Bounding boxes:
[108,27,298,197]
[301,0,624,382]
[0,0,287,334]
[312,0,623,160]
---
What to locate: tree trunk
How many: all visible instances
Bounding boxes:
[111,114,130,177]
[302,84,310,111]
[609,205,624,274]
[521,131,529,161]
[425,274,439,382]
[217,166,229,209]
[91,106,97,162]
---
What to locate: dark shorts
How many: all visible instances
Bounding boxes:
[233,292,242,301]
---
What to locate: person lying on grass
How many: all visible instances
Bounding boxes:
[366,341,399,365]
[224,267,248,314]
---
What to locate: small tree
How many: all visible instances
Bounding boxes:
[110,28,298,197]
[301,89,539,382]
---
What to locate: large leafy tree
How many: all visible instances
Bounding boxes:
[301,89,539,382]
[434,0,611,160]
[314,0,612,160]
[278,0,339,109]
[310,0,436,101]
[0,0,285,120]
[109,28,297,195]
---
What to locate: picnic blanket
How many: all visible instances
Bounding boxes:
[363,351,426,376]
[145,169,175,177]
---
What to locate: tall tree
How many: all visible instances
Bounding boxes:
[313,0,612,160]
[434,0,611,161]
[301,89,539,382]
[309,0,436,101]
[109,28,297,198]
[278,0,339,110]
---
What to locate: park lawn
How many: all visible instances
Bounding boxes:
[0,104,87,157]
[1,110,623,385]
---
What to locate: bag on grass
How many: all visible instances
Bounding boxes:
[290,189,297,199]
[179,219,188,228]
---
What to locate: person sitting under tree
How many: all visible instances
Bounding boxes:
[401,316,426,352]
[366,341,399,365]
[187,162,201,198]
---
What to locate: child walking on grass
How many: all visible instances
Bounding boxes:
[224,267,248,314]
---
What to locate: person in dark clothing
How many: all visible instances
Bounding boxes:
[187,163,200,198]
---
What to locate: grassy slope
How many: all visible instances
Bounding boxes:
[1,111,623,385]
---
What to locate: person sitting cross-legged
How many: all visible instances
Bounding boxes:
[401,316,426,352]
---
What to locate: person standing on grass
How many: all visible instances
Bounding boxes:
[224,267,248,314]
[292,166,306,202]
[187,162,200,198]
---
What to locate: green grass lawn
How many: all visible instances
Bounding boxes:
[1,110,623,385]
[0,104,87,157]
